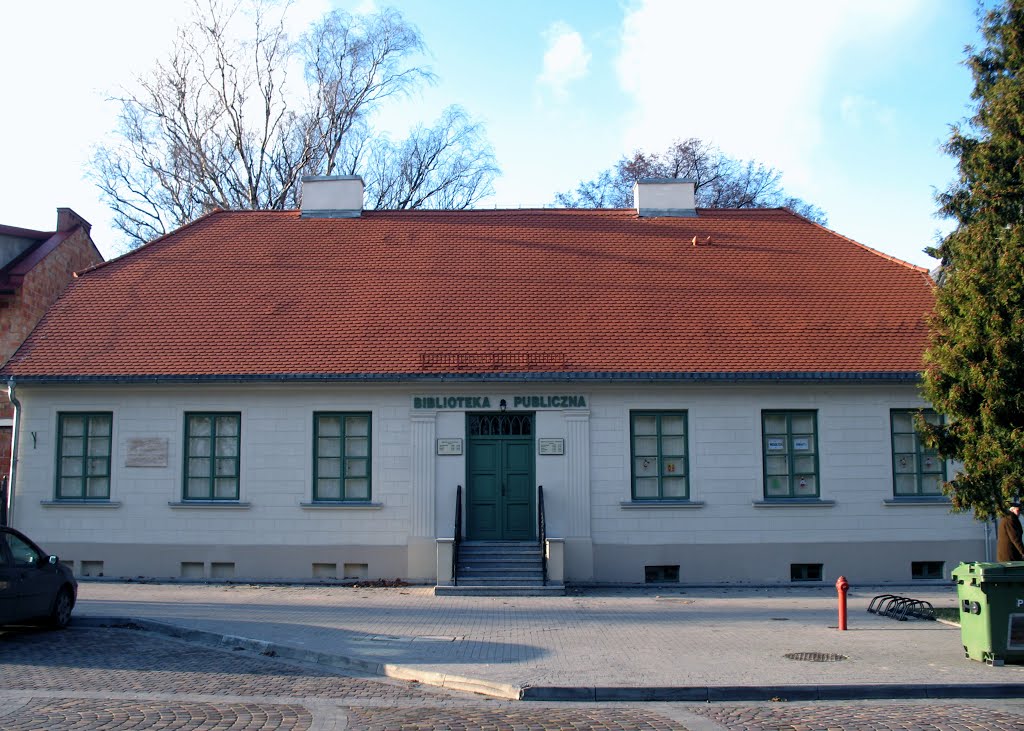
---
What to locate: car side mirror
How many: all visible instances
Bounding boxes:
[48,555,59,566]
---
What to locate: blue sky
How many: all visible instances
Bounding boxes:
[0,1,988,267]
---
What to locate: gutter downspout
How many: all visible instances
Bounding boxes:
[6,378,19,528]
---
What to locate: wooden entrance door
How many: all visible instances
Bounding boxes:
[466,413,535,540]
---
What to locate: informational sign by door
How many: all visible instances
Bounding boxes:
[538,438,564,455]
[436,438,463,456]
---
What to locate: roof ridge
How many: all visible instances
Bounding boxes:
[777,207,931,274]
[0,223,52,239]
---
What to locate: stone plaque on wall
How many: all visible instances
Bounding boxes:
[538,438,564,455]
[125,438,169,467]
[436,438,463,456]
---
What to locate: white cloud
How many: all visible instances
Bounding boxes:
[351,0,379,17]
[538,22,591,97]
[614,0,922,185]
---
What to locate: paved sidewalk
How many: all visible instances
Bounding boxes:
[73,582,1024,701]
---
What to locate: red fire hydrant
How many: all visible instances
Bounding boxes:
[836,575,849,631]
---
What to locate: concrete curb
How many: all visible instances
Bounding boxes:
[520,683,1024,702]
[73,616,521,701]
[74,616,1024,703]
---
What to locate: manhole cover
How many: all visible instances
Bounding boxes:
[784,652,847,662]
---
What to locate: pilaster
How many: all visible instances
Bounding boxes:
[410,410,437,538]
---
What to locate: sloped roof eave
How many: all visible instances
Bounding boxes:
[4,370,924,385]
[4,208,937,377]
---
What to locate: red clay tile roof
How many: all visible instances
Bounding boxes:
[2,207,934,379]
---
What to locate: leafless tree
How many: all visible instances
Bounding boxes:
[362,107,499,210]
[92,0,498,248]
[555,138,826,224]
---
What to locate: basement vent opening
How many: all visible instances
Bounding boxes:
[180,562,204,579]
[344,563,369,580]
[912,561,944,580]
[790,563,823,582]
[645,565,680,583]
[210,562,235,579]
[80,560,103,577]
[312,563,338,579]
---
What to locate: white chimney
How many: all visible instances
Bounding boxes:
[300,175,364,218]
[634,178,697,217]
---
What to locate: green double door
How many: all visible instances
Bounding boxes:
[466,413,535,540]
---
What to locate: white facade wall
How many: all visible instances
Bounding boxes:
[7,380,987,585]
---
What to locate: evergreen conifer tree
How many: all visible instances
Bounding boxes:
[921,0,1024,521]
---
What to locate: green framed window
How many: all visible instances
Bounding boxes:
[313,413,371,501]
[891,409,945,496]
[763,410,819,498]
[630,411,689,500]
[184,413,240,500]
[57,412,112,499]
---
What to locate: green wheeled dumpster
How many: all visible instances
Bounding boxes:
[951,561,1024,666]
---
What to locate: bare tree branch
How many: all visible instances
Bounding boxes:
[556,138,827,224]
[90,0,496,248]
[364,106,498,210]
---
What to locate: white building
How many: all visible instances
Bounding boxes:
[2,177,985,587]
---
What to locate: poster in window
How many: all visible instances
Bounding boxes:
[767,437,785,452]
[793,437,810,451]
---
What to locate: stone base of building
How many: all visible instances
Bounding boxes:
[42,543,409,583]
[39,538,988,586]
[590,539,987,585]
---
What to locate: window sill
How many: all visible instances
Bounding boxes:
[168,501,251,509]
[620,500,705,509]
[883,496,950,506]
[752,498,835,508]
[300,501,383,510]
[41,500,121,508]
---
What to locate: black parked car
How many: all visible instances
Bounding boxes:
[0,527,77,628]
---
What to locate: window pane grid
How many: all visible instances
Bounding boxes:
[891,409,945,496]
[762,411,819,498]
[630,411,689,500]
[57,413,112,500]
[314,413,372,501]
[184,412,240,500]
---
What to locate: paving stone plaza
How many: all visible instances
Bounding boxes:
[2,582,1024,729]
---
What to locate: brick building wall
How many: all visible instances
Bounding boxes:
[0,209,103,485]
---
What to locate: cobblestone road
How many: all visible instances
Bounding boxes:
[2,626,1024,730]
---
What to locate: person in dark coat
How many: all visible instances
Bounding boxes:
[996,501,1024,562]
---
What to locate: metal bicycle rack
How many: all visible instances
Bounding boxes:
[867,594,936,621]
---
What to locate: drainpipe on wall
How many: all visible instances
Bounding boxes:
[6,378,19,528]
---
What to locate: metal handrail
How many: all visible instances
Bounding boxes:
[453,485,462,586]
[538,484,547,585]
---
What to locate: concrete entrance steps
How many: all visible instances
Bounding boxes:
[435,540,565,596]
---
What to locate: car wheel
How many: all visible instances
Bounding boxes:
[49,587,74,629]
